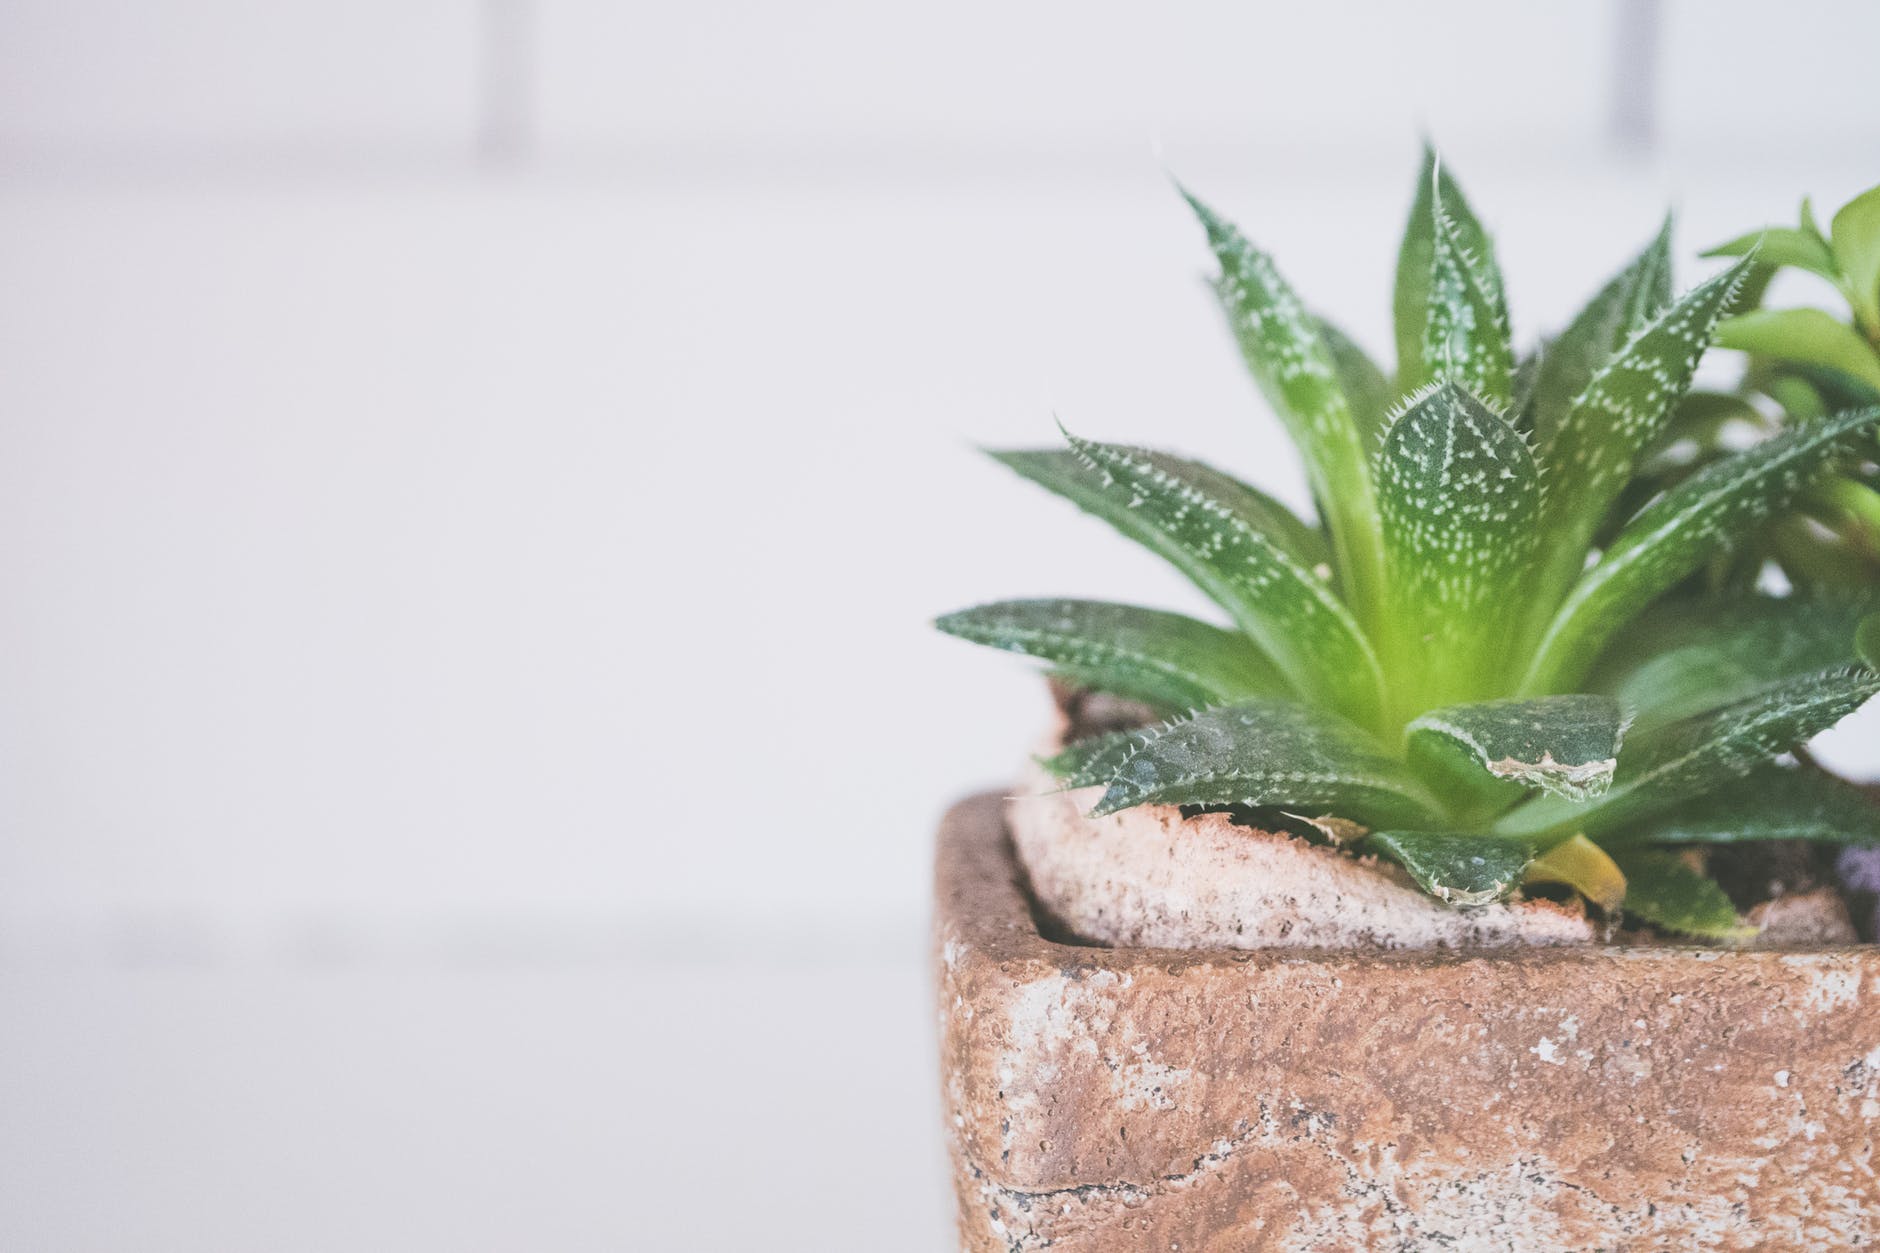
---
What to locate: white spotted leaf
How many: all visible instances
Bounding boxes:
[1394,148,1504,395]
[991,446,1329,573]
[1525,405,1880,691]
[1421,177,1513,407]
[1378,382,1540,706]
[1091,699,1439,829]
[1406,695,1626,811]
[1364,830,1537,907]
[1533,257,1756,598]
[1495,663,1880,840]
[1026,432,1384,724]
[1184,189,1386,626]
[934,599,1284,714]
[1530,219,1673,449]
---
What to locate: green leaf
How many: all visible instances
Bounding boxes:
[934,599,1282,714]
[1183,190,1386,625]
[1614,851,1748,941]
[1038,728,1144,788]
[1317,317,1392,449]
[1364,830,1535,907]
[1508,349,1542,430]
[1831,183,1880,333]
[1704,227,1839,283]
[1531,219,1674,451]
[1610,763,1880,847]
[991,445,1330,580]
[1091,698,1439,829]
[1861,614,1880,669]
[1525,405,1880,692]
[1421,174,1513,407]
[1394,148,1502,395]
[1595,593,1878,731]
[1717,307,1880,395]
[1407,694,1626,805]
[1378,382,1540,705]
[1533,257,1757,598]
[1034,433,1385,724]
[1496,663,1880,840]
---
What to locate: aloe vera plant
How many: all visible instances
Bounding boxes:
[938,149,1880,936]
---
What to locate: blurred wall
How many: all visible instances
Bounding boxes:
[1,1,1878,952]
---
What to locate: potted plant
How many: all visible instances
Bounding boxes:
[933,149,1880,1249]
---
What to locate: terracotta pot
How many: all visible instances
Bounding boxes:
[934,792,1880,1251]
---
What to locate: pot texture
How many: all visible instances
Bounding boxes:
[935,792,1880,1251]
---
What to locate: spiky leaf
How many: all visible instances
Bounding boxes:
[1394,149,1502,394]
[1496,664,1880,840]
[1614,852,1747,941]
[1364,830,1535,907]
[1091,699,1438,829]
[934,599,1281,713]
[1862,614,1880,668]
[1038,433,1383,722]
[1421,182,1513,407]
[1185,191,1386,622]
[1611,763,1880,847]
[1831,183,1880,332]
[1526,405,1880,691]
[1038,729,1143,788]
[1531,220,1673,448]
[1533,258,1755,592]
[1378,382,1539,703]
[991,446,1329,572]
[1524,835,1627,914]
[1596,593,1878,730]
[1407,695,1625,806]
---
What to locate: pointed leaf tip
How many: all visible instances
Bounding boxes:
[1365,830,1536,907]
[933,599,1282,714]
[1614,851,1750,941]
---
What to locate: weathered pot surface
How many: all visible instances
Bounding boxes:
[936,792,1880,1251]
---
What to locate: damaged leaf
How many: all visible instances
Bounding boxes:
[1407,695,1626,807]
[1496,663,1880,840]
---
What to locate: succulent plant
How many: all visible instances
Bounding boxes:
[1686,182,1880,585]
[938,149,1880,936]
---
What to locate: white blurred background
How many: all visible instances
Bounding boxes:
[1,2,1877,1248]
